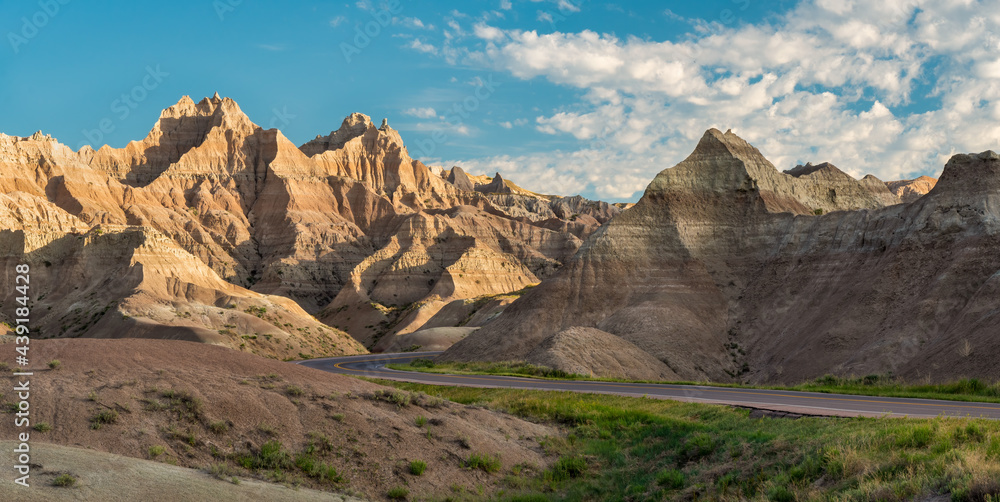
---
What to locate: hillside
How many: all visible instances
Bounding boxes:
[0,339,554,500]
[442,129,999,384]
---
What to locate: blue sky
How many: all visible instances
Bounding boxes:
[2,1,999,201]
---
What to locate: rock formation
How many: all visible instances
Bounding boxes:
[446,166,475,192]
[474,172,513,194]
[886,175,937,202]
[0,95,605,353]
[443,129,1000,384]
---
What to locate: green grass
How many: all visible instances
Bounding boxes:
[89,409,119,429]
[52,473,76,487]
[372,380,1000,501]
[409,459,427,475]
[389,359,582,380]
[388,361,1000,405]
[387,486,409,499]
[466,452,502,473]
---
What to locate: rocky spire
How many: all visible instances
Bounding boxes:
[474,172,512,194]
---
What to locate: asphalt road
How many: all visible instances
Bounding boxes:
[298,352,1000,420]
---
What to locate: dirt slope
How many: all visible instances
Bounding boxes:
[0,339,554,500]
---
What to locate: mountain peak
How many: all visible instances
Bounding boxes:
[160,94,247,122]
[930,150,1000,198]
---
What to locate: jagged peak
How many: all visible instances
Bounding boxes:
[160,94,248,122]
[343,112,374,129]
[298,112,405,157]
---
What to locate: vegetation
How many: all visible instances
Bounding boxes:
[48,360,61,370]
[390,361,1000,405]
[33,422,52,432]
[389,360,581,380]
[231,440,346,487]
[466,452,502,473]
[387,486,410,499]
[52,473,77,487]
[208,421,229,434]
[89,409,119,429]
[374,380,1000,501]
[409,459,427,476]
[148,445,166,458]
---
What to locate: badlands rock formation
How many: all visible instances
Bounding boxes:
[887,175,937,202]
[444,129,995,384]
[0,95,611,353]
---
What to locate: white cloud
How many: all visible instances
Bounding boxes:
[500,0,513,10]
[399,17,434,30]
[556,0,581,13]
[329,16,347,28]
[408,39,438,54]
[403,107,438,119]
[474,23,505,41]
[417,0,1000,200]
[499,121,513,129]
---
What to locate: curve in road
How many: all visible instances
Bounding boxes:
[298,352,1000,420]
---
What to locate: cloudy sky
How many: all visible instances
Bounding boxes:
[2,1,999,201]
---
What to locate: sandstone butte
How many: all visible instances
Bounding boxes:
[440,128,1000,386]
[0,95,632,359]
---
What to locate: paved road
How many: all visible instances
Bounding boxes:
[298,352,1000,420]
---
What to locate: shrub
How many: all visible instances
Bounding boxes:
[208,462,233,480]
[371,389,410,407]
[90,409,119,429]
[410,460,427,475]
[148,445,166,458]
[285,385,304,397]
[209,421,228,434]
[33,422,52,432]
[467,452,501,473]
[48,360,61,370]
[767,485,796,502]
[235,440,292,471]
[415,416,428,427]
[388,486,410,499]
[52,473,76,487]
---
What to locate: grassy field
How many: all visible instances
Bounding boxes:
[387,360,1000,405]
[371,379,1000,501]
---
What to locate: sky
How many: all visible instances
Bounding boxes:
[1,1,999,202]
